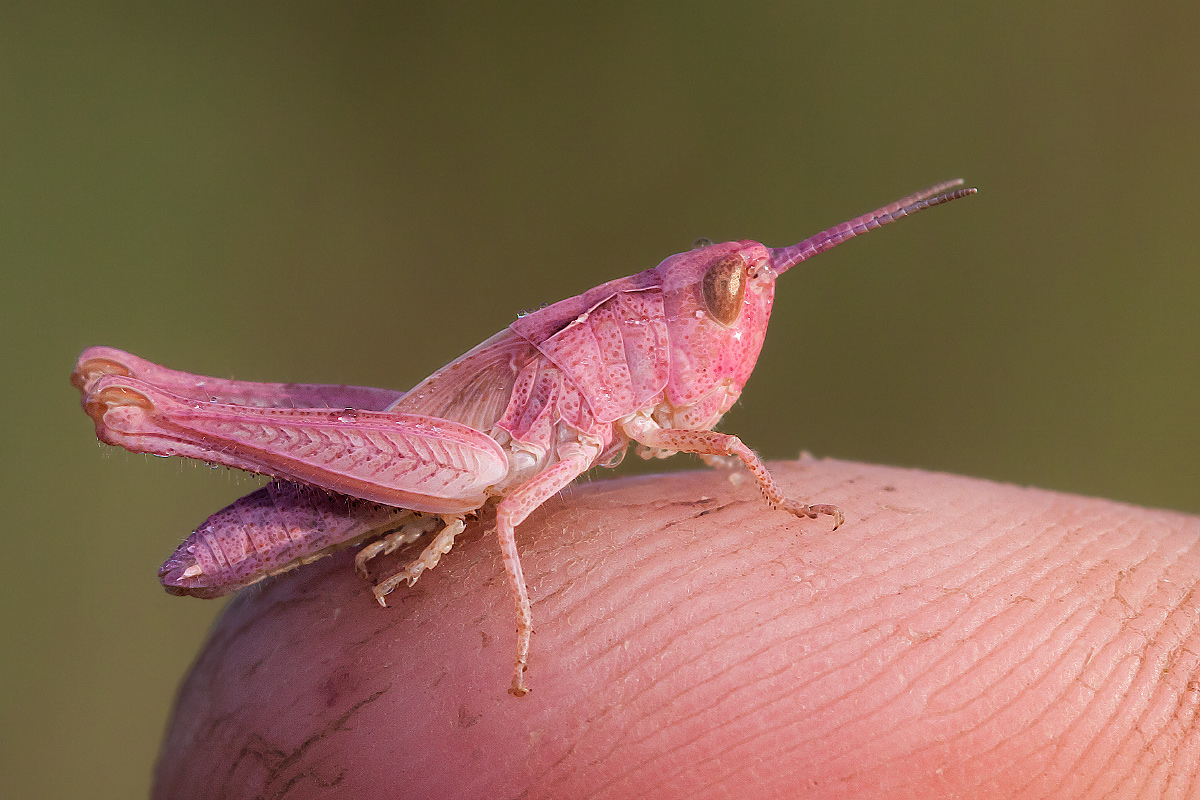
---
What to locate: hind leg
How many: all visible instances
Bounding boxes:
[371,516,467,604]
[354,513,435,579]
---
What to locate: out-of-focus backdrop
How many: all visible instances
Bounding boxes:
[3,5,1197,797]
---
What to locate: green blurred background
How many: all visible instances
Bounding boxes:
[3,4,1197,797]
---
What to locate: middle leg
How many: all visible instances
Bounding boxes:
[495,441,600,696]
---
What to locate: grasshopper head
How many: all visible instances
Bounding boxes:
[654,239,778,413]
[655,180,976,416]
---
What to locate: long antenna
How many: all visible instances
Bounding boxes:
[769,179,977,275]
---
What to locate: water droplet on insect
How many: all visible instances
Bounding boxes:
[600,448,627,468]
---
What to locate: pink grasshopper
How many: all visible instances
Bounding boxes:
[72,179,975,696]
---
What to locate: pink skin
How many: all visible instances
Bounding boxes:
[73,181,976,695]
[153,461,1200,799]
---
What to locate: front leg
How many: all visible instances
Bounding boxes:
[624,417,844,528]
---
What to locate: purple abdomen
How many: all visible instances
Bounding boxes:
[160,480,408,597]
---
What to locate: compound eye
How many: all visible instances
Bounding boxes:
[701,254,747,326]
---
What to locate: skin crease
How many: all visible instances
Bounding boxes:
[153,459,1200,800]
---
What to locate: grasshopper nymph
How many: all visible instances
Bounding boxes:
[73,179,975,695]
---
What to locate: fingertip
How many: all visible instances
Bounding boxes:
[155,460,1200,799]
